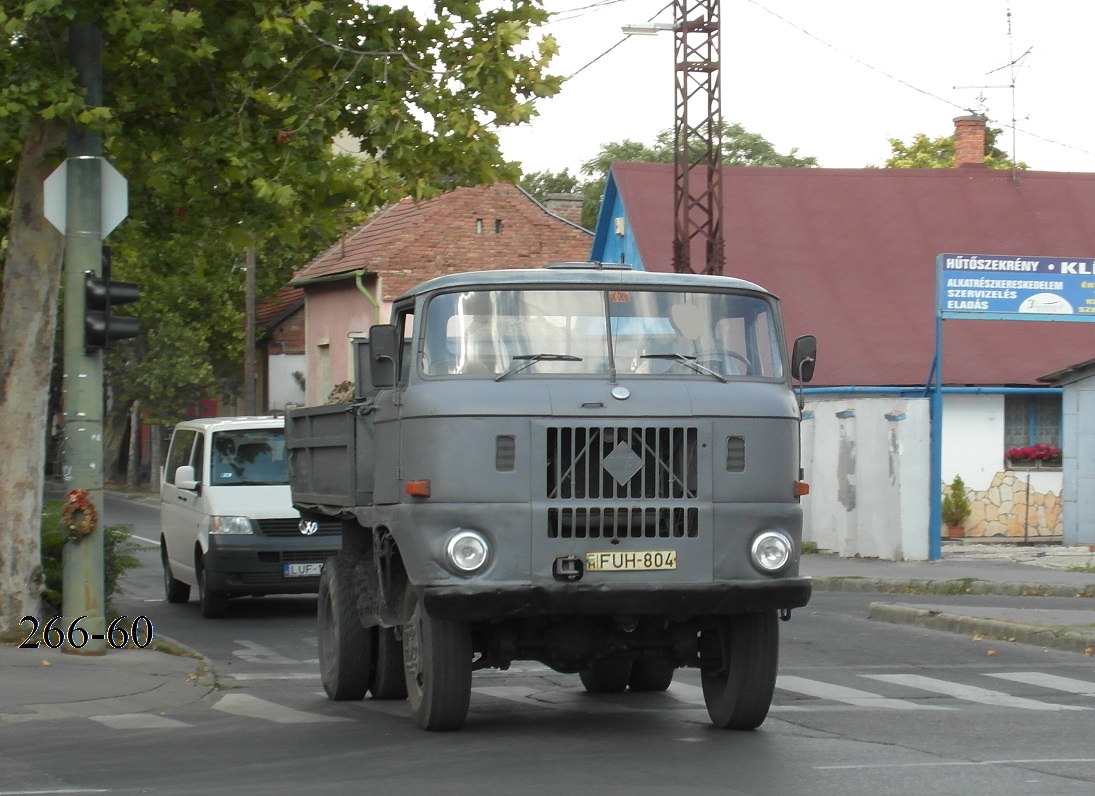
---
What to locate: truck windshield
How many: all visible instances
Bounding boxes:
[210,429,288,486]
[420,288,784,379]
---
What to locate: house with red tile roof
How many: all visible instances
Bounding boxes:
[589,117,1095,547]
[290,182,591,404]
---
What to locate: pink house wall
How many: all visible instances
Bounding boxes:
[303,277,380,404]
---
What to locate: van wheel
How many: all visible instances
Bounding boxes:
[369,626,407,700]
[161,543,190,604]
[197,556,228,619]
[402,581,471,730]
[579,659,633,693]
[318,555,372,700]
[629,659,675,692]
[700,611,779,729]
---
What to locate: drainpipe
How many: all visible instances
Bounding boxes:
[353,270,380,316]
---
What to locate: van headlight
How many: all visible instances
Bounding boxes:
[750,530,793,574]
[446,529,489,573]
[210,516,254,535]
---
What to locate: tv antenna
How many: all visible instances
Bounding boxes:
[953,4,1030,167]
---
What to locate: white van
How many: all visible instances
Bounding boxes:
[160,416,341,618]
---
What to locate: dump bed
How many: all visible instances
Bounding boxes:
[285,403,374,513]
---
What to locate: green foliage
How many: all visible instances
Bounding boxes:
[520,122,816,230]
[883,125,1026,169]
[2,0,562,423]
[941,475,972,527]
[40,499,146,614]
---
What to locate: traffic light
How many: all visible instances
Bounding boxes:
[84,247,140,351]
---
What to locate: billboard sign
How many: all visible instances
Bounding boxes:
[937,253,1095,322]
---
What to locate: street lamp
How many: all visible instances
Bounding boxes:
[620,22,674,36]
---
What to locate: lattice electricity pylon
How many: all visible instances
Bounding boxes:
[672,0,724,275]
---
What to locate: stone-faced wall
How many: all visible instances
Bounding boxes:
[963,471,1062,539]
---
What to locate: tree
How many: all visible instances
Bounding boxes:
[883,124,1026,169]
[521,122,817,229]
[0,0,561,633]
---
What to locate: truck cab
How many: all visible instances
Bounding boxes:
[287,263,816,730]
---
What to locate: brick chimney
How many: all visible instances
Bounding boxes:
[953,114,987,168]
[544,193,585,227]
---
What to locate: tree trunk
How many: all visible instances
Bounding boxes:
[150,423,165,487]
[0,119,65,632]
[127,400,141,487]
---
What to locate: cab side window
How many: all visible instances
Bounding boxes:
[164,429,197,485]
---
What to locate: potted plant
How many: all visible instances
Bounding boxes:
[941,474,971,538]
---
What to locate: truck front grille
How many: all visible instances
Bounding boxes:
[546,425,698,500]
[548,506,699,539]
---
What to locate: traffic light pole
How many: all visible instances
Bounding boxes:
[61,23,106,654]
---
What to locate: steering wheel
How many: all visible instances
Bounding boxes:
[696,351,752,375]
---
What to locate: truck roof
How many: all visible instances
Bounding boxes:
[395,263,774,302]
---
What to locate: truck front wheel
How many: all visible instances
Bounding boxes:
[402,582,472,730]
[700,611,779,730]
[318,555,373,700]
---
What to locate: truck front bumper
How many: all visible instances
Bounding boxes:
[420,576,812,622]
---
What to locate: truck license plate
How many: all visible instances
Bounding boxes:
[585,550,677,572]
[284,562,323,578]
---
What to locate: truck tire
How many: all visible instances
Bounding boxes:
[402,581,471,730]
[700,611,779,729]
[161,543,190,604]
[629,659,675,692]
[369,626,407,700]
[579,659,633,694]
[197,555,228,619]
[318,555,373,700]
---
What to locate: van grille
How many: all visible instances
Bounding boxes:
[548,506,698,539]
[257,518,341,537]
[545,426,698,500]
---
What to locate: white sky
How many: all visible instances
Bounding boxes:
[463,0,1095,177]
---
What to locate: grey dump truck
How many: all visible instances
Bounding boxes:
[286,263,817,731]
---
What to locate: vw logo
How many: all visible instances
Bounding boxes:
[299,520,319,536]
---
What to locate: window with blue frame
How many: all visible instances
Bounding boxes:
[1003,394,1062,469]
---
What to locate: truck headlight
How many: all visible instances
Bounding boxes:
[446,529,489,573]
[750,530,793,574]
[210,516,254,535]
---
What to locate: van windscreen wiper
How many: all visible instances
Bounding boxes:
[495,353,582,382]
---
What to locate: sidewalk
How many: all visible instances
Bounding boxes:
[2,543,1094,725]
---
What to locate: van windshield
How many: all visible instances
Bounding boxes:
[210,429,287,486]
[420,288,784,380]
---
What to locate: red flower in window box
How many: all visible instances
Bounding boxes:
[1006,443,1062,464]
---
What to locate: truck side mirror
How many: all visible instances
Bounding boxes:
[369,323,398,389]
[791,335,817,384]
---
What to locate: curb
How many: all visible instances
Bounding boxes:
[811,576,1095,599]
[867,602,1095,655]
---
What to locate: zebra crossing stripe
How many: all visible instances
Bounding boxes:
[863,673,1089,711]
[777,675,951,710]
[984,671,1095,696]
[213,693,352,723]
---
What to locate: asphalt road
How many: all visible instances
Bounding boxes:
[8,488,1094,795]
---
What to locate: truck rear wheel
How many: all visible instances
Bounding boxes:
[579,659,633,694]
[629,659,675,692]
[402,582,471,730]
[318,555,373,700]
[369,626,408,700]
[700,611,779,729]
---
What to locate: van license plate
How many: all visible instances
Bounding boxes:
[284,562,323,578]
[585,551,677,572]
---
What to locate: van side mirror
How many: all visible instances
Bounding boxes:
[791,335,817,384]
[174,464,199,491]
[369,323,398,389]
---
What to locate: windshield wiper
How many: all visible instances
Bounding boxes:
[495,353,582,382]
[640,353,727,383]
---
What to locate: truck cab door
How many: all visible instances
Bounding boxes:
[370,310,412,505]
